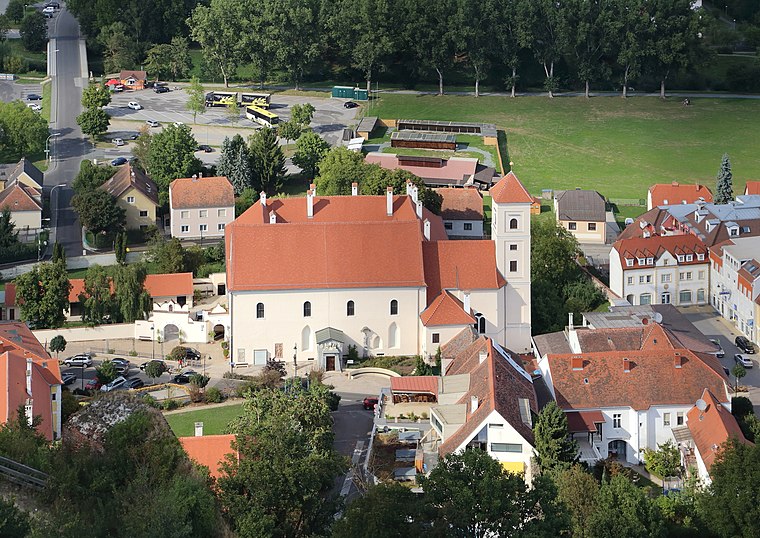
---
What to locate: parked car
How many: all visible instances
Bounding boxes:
[140,359,167,372]
[113,138,124,147]
[111,358,130,374]
[100,376,128,392]
[128,133,140,140]
[173,370,198,384]
[197,144,213,153]
[735,336,755,354]
[127,101,142,110]
[42,6,54,14]
[110,157,128,166]
[734,353,754,369]
[362,397,378,410]
[110,84,124,93]
[344,101,359,109]
[709,338,725,358]
[172,346,201,362]
[174,121,185,127]
[61,372,77,385]
[85,378,102,391]
[124,378,144,390]
[27,103,41,111]
[64,354,92,368]
[26,94,42,101]
[146,120,160,127]
[154,86,170,94]
[45,1,60,8]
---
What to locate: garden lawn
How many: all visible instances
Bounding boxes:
[165,403,244,437]
[372,94,760,200]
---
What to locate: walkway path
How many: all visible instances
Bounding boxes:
[162,398,244,415]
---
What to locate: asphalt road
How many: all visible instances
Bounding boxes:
[45,4,88,258]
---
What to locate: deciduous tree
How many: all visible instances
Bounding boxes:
[76,108,111,142]
[616,1,651,98]
[81,264,115,325]
[185,76,206,124]
[314,147,367,196]
[15,262,71,329]
[643,440,681,479]
[131,125,152,173]
[20,11,47,52]
[248,127,285,195]
[81,84,112,109]
[555,465,600,538]
[5,0,24,24]
[148,236,186,274]
[566,0,620,98]
[188,0,245,87]
[49,335,67,358]
[97,22,138,73]
[518,0,570,97]
[588,474,665,538]
[456,0,496,97]
[332,483,425,537]
[403,0,458,95]
[72,160,115,195]
[112,263,151,322]
[0,100,49,157]
[146,123,202,197]
[72,190,125,235]
[276,120,303,142]
[290,103,315,127]
[715,153,733,204]
[145,43,173,81]
[292,131,329,179]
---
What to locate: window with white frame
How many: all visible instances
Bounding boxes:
[627,276,633,285]
[568,222,577,230]
[661,274,671,283]
[640,294,651,305]
[510,244,518,251]
[180,210,189,219]
[464,223,473,231]
[697,253,705,261]
[637,257,645,265]
[626,259,634,267]
[613,414,621,428]
[678,255,685,262]
[698,270,705,280]
[432,333,439,344]
[686,254,693,262]
[588,222,596,231]
[199,224,208,232]
[199,209,208,218]
[139,210,148,217]
[679,290,692,304]
[126,196,135,204]
[679,272,686,280]
[663,412,671,426]
[677,412,684,426]
[491,443,522,453]
[662,292,671,304]
[646,257,654,265]
[218,223,225,231]
[180,225,189,233]
[217,208,227,217]
[686,271,692,280]
[697,289,705,302]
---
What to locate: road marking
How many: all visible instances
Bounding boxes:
[339,440,364,497]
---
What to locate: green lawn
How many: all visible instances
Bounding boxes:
[165,403,244,437]
[372,94,760,200]
[41,80,51,123]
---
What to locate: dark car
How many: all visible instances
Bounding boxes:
[128,133,140,140]
[362,397,378,410]
[61,372,77,385]
[46,2,60,8]
[173,370,198,384]
[709,338,725,358]
[197,144,213,153]
[344,101,359,109]
[111,358,130,374]
[140,359,167,372]
[735,336,755,354]
[124,378,144,389]
[110,157,128,166]
[174,346,201,362]
[154,86,170,94]
[26,94,42,101]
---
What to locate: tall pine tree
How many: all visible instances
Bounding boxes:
[217,135,251,195]
[533,401,578,473]
[249,127,286,195]
[715,153,733,204]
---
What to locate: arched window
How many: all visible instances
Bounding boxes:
[301,326,312,351]
[509,218,518,230]
[475,313,486,334]
[256,303,264,319]
[389,322,399,348]
[347,300,355,316]
[390,299,398,316]
[303,301,311,317]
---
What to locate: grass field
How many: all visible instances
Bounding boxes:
[372,94,760,200]
[165,403,244,437]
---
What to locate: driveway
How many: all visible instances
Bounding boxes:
[680,305,760,411]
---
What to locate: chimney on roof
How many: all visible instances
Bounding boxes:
[269,211,276,224]
[386,186,393,216]
[310,183,316,196]
[307,189,314,218]
[194,422,204,437]
[260,191,267,207]
[406,181,413,196]
[416,200,423,219]
[470,395,479,413]
[623,358,631,373]
[411,185,419,204]
[672,181,679,186]
[568,312,574,330]
[25,358,32,397]
[571,356,584,371]
[478,349,487,364]
[674,353,683,369]
[423,219,431,241]
[198,172,202,178]
[463,291,471,314]
[351,182,358,196]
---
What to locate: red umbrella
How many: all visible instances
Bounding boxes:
[106,79,120,86]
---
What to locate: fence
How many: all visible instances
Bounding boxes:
[608,198,645,207]
[0,455,48,490]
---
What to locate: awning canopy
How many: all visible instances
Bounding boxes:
[501,461,525,474]
[106,79,120,85]
[316,327,344,345]
[671,425,693,443]
[566,410,605,433]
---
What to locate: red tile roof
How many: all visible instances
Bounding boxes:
[612,235,708,268]
[547,346,728,411]
[391,376,439,396]
[489,172,533,204]
[170,176,234,209]
[0,322,53,367]
[566,410,605,433]
[649,181,713,208]
[420,290,476,327]
[422,241,506,304]
[745,181,760,196]
[439,338,537,455]
[686,389,752,472]
[178,434,237,479]
[120,70,147,80]
[436,187,484,221]
[100,164,159,205]
[0,183,41,212]
[66,273,193,303]
[365,153,478,183]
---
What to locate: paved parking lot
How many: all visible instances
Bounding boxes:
[0,80,44,103]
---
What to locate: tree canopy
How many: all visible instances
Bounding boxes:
[15,262,71,329]
[146,123,203,200]
[533,401,579,473]
[0,101,49,158]
[72,190,125,235]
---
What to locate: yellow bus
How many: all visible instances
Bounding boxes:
[245,105,279,128]
[205,91,238,107]
[239,92,271,109]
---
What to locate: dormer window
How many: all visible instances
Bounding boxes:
[697,253,704,261]
[686,254,693,262]
[626,258,634,267]
[677,255,685,263]
[646,257,654,265]
[637,257,645,265]
[729,227,739,237]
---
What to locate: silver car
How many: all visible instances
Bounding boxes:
[100,376,128,392]
[64,354,92,368]
[734,353,753,369]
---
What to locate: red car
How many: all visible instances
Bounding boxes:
[85,379,102,391]
[363,397,378,410]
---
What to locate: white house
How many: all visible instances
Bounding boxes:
[225,173,533,371]
[538,323,730,465]
[709,236,760,343]
[169,176,235,241]
[436,187,484,239]
[610,235,709,307]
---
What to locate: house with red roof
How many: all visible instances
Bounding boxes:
[647,181,713,211]
[0,323,62,440]
[179,429,238,481]
[745,181,760,196]
[225,173,532,371]
[0,180,42,242]
[169,176,235,241]
[435,187,484,239]
[537,322,731,466]
[610,235,709,307]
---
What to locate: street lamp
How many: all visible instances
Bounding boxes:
[293,343,297,378]
[45,132,60,164]
[150,324,155,361]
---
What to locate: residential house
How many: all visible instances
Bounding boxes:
[537,322,730,465]
[745,182,760,196]
[0,322,62,440]
[0,180,42,242]
[553,189,607,244]
[683,388,751,484]
[99,164,159,231]
[169,176,234,241]
[225,173,533,370]
[119,70,147,90]
[709,236,760,344]
[179,426,238,480]
[0,158,43,191]
[610,235,709,306]
[435,187,484,239]
[419,291,476,358]
[647,181,713,210]
[365,152,496,189]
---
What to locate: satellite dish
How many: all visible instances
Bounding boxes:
[654,312,664,324]
[695,399,707,412]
